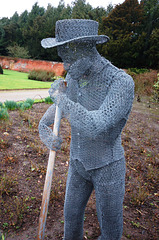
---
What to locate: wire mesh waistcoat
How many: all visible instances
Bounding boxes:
[39,54,134,171]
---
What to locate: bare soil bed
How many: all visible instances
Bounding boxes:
[0,97,158,240]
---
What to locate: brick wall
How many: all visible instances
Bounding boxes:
[0,56,65,76]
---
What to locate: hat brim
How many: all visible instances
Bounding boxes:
[41,35,109,49]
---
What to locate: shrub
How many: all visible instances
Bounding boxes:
[20,102,31,111]
[17,102,23,108]
[153,73,159,102]
[0,99,35,116]
[25,98,34,107]
[0,102,3,108]
[127,69,157,96]
[4,100,18,110]
[44,96,53,104]
[0,65,3,74]
[129,68,150,75]
[7,43,31,59]
[28,70,55,82]
[18,99,34,111]
[0,108,9,120]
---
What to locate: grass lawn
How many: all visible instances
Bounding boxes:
[0,69,53,90]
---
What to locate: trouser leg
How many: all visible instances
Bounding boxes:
[93,159,126,240]
[63,161,93,240]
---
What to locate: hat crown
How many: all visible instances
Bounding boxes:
[55,19,99,42]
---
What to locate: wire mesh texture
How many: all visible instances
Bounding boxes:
[39,19,134,240]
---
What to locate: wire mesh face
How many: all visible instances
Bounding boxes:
[57,41,96,71]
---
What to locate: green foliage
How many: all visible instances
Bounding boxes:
[101,0,146,68]
[25,98,34,106]
[0,65,3,74]
[72,0,93,19]
[0,1,113,61]
[128,68,150,74]
[0,99,35,120]
[18,99,34,111]
[131,221,141,228]
[44,96,53,104]
[0,102,3,108]
[28,70,55,82]
[17,98,34,111]
[147,28,159,68]
[0,0,159,68]
[0,232,5,240]
[7,43,31,59]
[19,102,31,111]
[141,0,159,36]
[0,24,6,55]
[4,100,19,110]
[0,107,9,120]
[153,73,159,102]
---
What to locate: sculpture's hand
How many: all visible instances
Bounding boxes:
[39,123,62,151]
[38,104,63,151]
[49,79,67,104]
[50,133,62,151]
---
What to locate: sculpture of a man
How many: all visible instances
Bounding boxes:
[39,19,134,240]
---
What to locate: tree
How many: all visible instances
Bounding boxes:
[0,24,5,55]
[146,28,159,68]
[18,10,29,29]
[0,18,23,56]
[72,0,93,19]
[10,12,19,23]
[141,0,159,33]
[141,0,159,57]
[21,3,46,59]
[101,0,145,67]
[27,2,45,26]
[22,15,47,59]
[38,1,71,61]
[1,0,157,67]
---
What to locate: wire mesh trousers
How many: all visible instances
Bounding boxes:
[63,158,125,240]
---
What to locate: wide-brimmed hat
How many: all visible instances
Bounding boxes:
[41,19,109,48]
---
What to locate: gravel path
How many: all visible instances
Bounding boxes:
[0,89,49,103]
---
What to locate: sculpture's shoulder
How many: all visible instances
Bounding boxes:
[118,69,134,92]
[102,58,134,90]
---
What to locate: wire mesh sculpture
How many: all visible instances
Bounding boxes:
[39,19,134,240]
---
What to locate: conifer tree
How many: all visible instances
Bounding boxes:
[101,0,145,67]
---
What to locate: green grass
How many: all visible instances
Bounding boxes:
[0,70,53,90]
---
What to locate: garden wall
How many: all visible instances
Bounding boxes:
[0,56,65,76]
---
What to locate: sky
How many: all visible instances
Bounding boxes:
[0,0,125,19]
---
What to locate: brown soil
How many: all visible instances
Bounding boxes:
[0,97,159,240]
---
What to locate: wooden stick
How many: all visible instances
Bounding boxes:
[37,105,62,240]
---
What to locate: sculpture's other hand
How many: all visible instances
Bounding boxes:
[49,79,67,104]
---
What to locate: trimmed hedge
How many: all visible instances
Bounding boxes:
[28,70,55,82]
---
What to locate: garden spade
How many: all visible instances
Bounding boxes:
[37,104,62,240]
